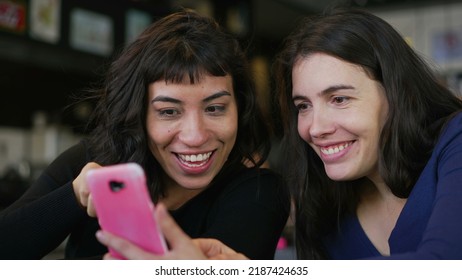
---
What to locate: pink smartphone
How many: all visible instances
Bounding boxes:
[86,162,167,259]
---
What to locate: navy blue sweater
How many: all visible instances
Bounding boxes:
[324,112,462,259]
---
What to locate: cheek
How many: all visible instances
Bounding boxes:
[146,121,173,149]
[365,106,388,145]
[297,117,311,142]
[223,107,238,143]
[222,120,238,143]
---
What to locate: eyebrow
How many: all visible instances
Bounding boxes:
[151,91,232,104]
[292,84,355,101]
[203,91,232,102]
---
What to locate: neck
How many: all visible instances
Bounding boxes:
[359,178,406,214]
[159,176,204,210]
[365,172,395,201]
[357,178,407,256]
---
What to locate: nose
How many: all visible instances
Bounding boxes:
[307,107,335,139]
[178,112,209,147]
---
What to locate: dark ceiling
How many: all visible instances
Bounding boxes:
[252,0,462,42]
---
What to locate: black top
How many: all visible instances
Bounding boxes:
[0,140,290,260]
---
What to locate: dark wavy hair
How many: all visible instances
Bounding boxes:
[85,10,270,201]
[273,8,462,259]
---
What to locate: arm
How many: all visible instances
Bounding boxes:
[0,142,89,259]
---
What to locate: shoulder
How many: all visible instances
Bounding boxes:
[442,111,462,134]
[430,111,462,170]
[435,112,462,149]
[50,139,90,165]
[43,139,92,180]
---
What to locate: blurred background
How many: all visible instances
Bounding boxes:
[1,0,462,258]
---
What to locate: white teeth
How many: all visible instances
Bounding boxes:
[321,142,351,155]
[178,152,212,163]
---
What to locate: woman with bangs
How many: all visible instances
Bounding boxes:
[0,10,290,260]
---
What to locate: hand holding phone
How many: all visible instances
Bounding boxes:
[86,162,167,259]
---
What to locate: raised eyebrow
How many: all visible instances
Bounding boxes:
[321,84,355,96]
[292,84,355,102]
[292,95,307,102]
[151,96,181,104]
[203,91,232,103]
[150,91,231,104]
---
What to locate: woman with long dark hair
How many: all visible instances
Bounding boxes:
[274,8,462,259]
[0,10,290,260]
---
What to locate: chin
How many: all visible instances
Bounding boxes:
[326,171,355,182]
[178,178,212,190]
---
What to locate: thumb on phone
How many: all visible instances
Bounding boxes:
[153,203,207,259]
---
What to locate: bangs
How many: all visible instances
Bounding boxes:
[145,42,229,84]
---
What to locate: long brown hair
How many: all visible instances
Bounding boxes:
[273,8,462,259]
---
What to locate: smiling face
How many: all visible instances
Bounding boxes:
[292,53,389,182]
[146,74,238,192]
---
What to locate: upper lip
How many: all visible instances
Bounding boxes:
[313,140,354,150]
[174,150,215,160]
[174,150,215,155]
[311,140,354,148]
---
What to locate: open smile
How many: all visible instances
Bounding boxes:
[176,151,214,168]
[320,141,354,155]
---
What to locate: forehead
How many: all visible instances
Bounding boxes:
[293,54,368,85]
[291,53,388,105]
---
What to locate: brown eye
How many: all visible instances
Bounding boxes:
[205,105,225,115]
[160,109,176,115]
[158,108,180,118]
[332,96,349,104]
[295,102,311,112]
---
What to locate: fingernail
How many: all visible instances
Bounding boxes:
[96,230,106,242]
[156,203,166,216]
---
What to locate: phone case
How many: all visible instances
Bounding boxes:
[86,162,167,259]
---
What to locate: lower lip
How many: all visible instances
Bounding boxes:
[319,143,352,163]
[176,153,214,175]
